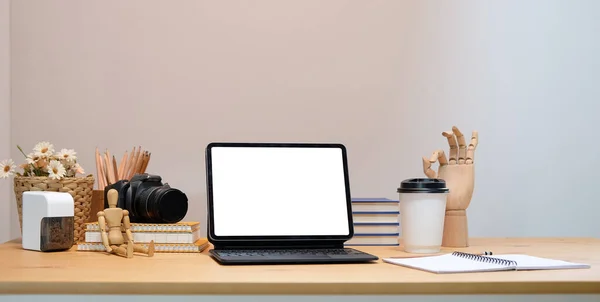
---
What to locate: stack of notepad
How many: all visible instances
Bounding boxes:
[345,197,400,246]
[77,221,208,253]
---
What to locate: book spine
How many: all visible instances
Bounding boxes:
[351,198,398,202]
[344,243,400,246]
[84,231,199,244]
[352,233,400,236]
[85,224,195,233]
[353,222,399,225]
[77,243,205,253]
[352,211,399,214]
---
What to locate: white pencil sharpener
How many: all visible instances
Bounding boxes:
[22,191,74,252]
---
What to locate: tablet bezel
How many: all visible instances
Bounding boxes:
[205,142,354,248]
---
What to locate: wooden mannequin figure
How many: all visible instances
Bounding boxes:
[97,189,155,258]
[422,126,478,247]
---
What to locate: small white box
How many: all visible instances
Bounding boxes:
[22,191,74,252]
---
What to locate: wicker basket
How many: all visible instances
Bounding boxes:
[13,175,95,244]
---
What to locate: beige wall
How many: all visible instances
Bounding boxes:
[8,0,600,239]
[0,0,9,243]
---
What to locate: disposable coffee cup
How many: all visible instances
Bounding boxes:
[397,178,449,253]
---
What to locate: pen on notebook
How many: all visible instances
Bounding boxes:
[389,251,493,258]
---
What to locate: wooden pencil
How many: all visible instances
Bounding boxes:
[104,152,112,185]
[146,152,151,172]
[124,147,136,180]
[133,149,144,176]
[138,152,145,174]
[107,152,115,184]
[96,150,102,188]
[106,150,116,184]
[112,155,119,182]
[95,148,103,189]
[103,154,111,185]
[100,159,106,188]
[125,147,134,179]
[96,146,152,184]
[128,147,141,179]
[118,152,127,180]
[98,154,107,188]
[140,152,151,173]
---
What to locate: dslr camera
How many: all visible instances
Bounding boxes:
[104,173,188,223]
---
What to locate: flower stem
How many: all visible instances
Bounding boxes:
[17,145,27,158]
[17,145,37,175]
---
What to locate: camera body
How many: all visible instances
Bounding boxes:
[104,173,188,223]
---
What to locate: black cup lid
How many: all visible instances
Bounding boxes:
[397,178,449,193]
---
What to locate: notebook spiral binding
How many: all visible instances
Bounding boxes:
[451,251,518,267]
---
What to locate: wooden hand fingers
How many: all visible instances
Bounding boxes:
[442,126,477,165]
[422,150,447,178]
[452,126,467,164]
[465,131,478,164]
[422,156,437,178]
[429,150,448,166]
[442,131,458,164]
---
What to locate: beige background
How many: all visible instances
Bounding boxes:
[2,0,600,241]
[0,0,9,244]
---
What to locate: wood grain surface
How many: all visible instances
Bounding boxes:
[0,237,599,295]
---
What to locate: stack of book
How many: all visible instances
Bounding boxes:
[345,197,400,246]
[77,221,209,253]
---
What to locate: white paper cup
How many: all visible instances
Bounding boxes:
[397,178,449,253]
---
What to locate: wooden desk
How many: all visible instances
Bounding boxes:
[0,237,598,295]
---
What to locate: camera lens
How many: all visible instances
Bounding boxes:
[154,188,188,223]
[136,186,188,223]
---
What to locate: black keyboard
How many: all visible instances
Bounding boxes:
[209,248,379,265]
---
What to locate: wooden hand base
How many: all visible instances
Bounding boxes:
[442,210,469,247]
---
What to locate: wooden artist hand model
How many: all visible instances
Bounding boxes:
[422,126,478,247]
[97,189,155,258]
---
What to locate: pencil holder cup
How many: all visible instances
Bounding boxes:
[14,175,95,244]
[397,178,449,253]
[89,190,105,223]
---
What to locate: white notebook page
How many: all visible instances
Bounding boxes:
[383,254,514,274]
[492,254,590,270]
[383,253,590,274]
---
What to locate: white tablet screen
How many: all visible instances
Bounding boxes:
[209,145,351,237]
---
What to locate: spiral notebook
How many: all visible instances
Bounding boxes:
[383,252,590,274]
